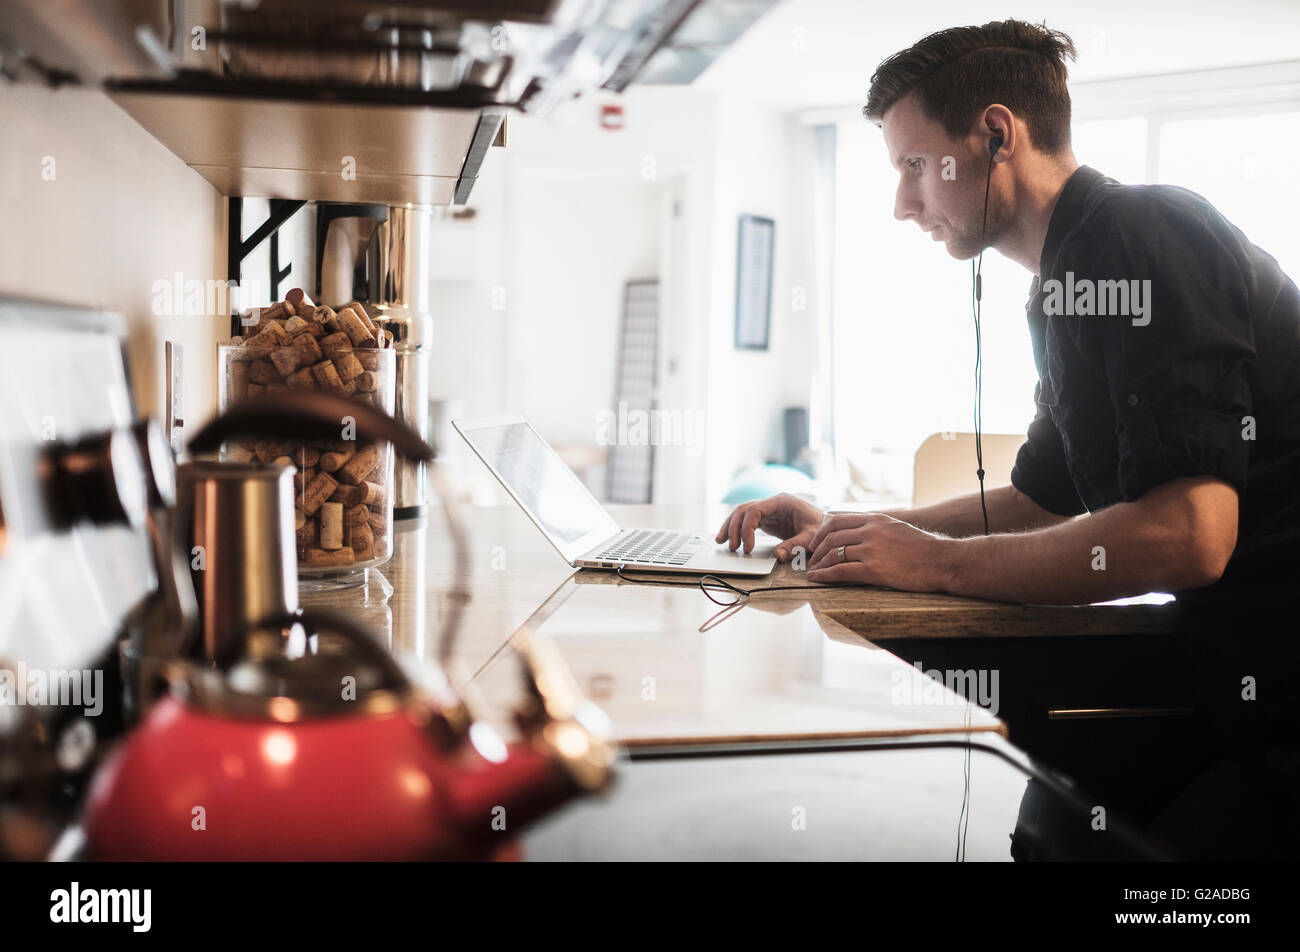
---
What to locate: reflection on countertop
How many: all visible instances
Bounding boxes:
[305,504,1004,749]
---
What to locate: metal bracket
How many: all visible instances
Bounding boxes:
[227,197,306,336]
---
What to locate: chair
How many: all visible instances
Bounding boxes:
[911,432,1026,507]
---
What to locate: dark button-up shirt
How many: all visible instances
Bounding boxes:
[1009,166,1300,594]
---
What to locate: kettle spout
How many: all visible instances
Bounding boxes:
[444,740,582,844]
[446,634,618,844]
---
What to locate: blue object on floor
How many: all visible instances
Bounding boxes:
[721,463,815,505]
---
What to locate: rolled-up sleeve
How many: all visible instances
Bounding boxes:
[1010,384,1087,516]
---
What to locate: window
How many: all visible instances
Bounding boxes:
[1157,110,1300,278]
[831,121,1042,501]
[828,85,1300,502]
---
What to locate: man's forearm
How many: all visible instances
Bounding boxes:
[935,480,1231,604]
[881,484,1070,537]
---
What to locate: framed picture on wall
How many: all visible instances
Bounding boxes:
[735,213,775,350]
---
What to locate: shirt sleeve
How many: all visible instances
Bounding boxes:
[1010,383,1088,516]
[1060,190,1255,501]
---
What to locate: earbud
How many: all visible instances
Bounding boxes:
[988,135,1004,159]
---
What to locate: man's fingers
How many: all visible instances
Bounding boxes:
[723,503,750,549]
[808,514,869,557]
[806,561,861,584]
[728,501,762,551]
[715,509,737,543]
[775,528,815,562]
[809,528,866,569]
[739,506,765,553]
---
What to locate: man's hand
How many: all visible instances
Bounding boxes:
[715,492,825,560]
[805,512,951,591]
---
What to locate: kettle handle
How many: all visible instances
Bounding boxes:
[214,608,413,689]
[186,390,434,463]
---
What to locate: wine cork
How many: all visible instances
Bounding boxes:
[338,444,380,485]
[284,288,314,316]
[346,521,375,559]
[337,307,375,347]
[266,381,288,393]
[293,507,306,531]
[269,346,301,378]
[319,502,344,549]
[328,483,365,506]
[343,302,376,332]
[249,360,277,384]
[303,546,354,567]
[310,359,343,390]
[356,351,382,371]
[345,503,370,527]
[333,351,364,382]
[286,366,317,390]
[293,466,316,493]
[246,382,266,399]
[244,321,288,357]
[273,455,294,469]
[300,471,338,516]
[311,305,335,324]
[225,443,255,463]
[368,510,388,536]
[362,480,385,507]
[297,446,320,468]
[255,439,295,463]
[283,315,310,336]
[295,520,317,548]
[353,370,379,392]
[229,360,250,400]
[295,333,322,366]
[320,331,352,359]
[251,301,287,325]
[300,321,325,339]
[319,447,354,473]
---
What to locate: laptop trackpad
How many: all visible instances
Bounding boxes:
[692,543,777,575]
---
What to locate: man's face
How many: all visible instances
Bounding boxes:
[881,91,1005,260]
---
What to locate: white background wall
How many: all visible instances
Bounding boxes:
[430,86,821,506]
[0,85,225,428]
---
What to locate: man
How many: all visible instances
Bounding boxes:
[717,19,1300,605]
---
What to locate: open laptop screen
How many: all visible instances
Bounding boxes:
[453,416,621,563]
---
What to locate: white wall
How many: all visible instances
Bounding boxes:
[429,85,820,506]
[705,93,819,501]
[0,84,225,427]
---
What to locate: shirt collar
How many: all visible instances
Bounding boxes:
[1038,165,1108,278]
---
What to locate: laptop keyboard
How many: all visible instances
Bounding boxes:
[594,529,702,566]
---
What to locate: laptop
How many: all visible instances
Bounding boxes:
[452,414,777,576]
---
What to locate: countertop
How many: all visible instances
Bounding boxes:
[300,502,1175,750]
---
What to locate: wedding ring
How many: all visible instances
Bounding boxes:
[837,544,847,562]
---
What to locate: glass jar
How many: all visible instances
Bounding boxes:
[217,339,397,589]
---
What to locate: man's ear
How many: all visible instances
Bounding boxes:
[980,104,1015,161]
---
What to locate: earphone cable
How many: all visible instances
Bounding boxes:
[972,147,995,536]
[614,563,839,604]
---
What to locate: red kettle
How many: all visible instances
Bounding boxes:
[83,608,614,861]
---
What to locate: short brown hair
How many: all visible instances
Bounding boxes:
[863,20,1077,154]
